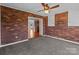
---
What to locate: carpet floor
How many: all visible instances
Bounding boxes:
[0,36,79,55]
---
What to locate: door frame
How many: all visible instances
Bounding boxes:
[28,17,43,38]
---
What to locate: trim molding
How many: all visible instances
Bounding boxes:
[0,39,29,48]
[43,35,79,45]
[0,35,79,48]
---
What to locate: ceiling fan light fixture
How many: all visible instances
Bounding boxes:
[44,10,49,13]
[39,3,59,14]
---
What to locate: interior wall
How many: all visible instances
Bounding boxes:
[1,6,28,45]
[1,6,43,45]
[43,4,79,42]
[48,3,79,26]
[48,14,55,26]
[44,11,79,42]
[68,8,79,26]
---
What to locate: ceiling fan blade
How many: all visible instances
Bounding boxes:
[41,3,49,10]
[50,5,59,9]
[37,10,44,12]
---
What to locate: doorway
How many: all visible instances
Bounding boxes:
[35,20,39,37]
[28,17,43,39]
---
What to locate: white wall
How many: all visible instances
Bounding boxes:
[48,14,55,26]
[48,3,79,26]
[68,7,79,26]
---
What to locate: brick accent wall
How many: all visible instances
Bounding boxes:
[45,26,79,42]
[55,11,68,27]
[43,16,48,34]
[43,12,79,42]
[1,6,43,45]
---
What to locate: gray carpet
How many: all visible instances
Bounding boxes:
[0,36,79,55]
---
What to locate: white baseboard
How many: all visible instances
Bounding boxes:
[0,35,79,48]
[43,35,79,45]
[0,39,29,48]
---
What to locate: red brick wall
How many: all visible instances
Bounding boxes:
[43,16,48,34]
[43,12,79,42]
[1,6,43,45]
[55,11,68,27]
[45,26,79,42]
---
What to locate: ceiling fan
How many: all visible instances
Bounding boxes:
[38,3,59,13]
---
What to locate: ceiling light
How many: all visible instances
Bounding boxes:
[44,10,49,13]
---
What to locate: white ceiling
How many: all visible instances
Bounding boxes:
[1,3,79,16]
[1,3,61,16]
